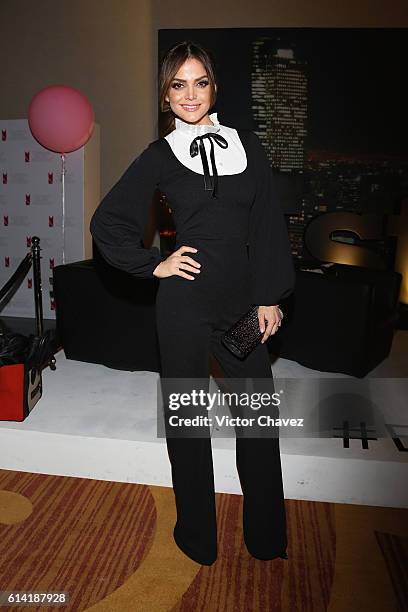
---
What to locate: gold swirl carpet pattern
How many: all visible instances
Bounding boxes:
[0,469,407,611]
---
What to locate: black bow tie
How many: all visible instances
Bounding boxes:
[189,132,228,198]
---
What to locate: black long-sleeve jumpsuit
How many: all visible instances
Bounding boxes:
[89,127,296,566]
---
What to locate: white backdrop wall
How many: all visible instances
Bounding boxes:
[0,119,100,319]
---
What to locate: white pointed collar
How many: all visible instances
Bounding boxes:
[174,111,221,138]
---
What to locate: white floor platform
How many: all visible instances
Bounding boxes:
[1,331,407,508]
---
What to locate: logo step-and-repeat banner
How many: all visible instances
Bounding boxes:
[0,119,100,318]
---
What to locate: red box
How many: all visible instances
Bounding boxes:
[0,364,42,421]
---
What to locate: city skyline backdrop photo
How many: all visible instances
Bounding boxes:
[158,28,408,264]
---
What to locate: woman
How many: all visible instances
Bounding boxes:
[90,40,296,566]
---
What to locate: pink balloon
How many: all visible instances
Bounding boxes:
[28,85,94,154]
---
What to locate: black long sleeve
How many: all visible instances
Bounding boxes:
[247,132,296,305]
[90,141,164,278]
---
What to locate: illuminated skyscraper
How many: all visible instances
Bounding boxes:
[251,38,308,172]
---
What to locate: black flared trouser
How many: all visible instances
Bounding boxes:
[155,241,287,565]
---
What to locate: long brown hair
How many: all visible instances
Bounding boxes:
[158,40,218,138]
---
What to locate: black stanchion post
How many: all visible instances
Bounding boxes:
[31,236,43,338]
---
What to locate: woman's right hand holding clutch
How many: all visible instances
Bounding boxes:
[153,245,201,280]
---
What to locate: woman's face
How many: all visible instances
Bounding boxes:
[165,57,216,126]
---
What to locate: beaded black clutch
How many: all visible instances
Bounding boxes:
[221,305,284,360]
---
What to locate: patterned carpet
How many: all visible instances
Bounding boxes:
[0,469,406,612]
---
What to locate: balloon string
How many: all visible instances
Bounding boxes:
[61,154,66,265]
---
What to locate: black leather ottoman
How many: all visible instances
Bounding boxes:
[53,251,161,372]
[269,264,402,378]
